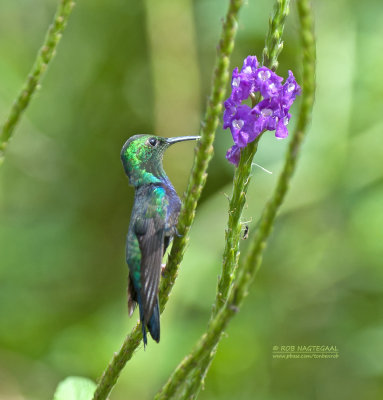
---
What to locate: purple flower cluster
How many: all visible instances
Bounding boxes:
[223,56,301,166]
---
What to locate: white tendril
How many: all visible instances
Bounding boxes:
[251,162,273,175]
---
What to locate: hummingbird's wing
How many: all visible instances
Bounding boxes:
[134,186,168,325]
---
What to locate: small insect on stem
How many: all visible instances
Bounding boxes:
[243,224,249,240]
[241,219,251,240]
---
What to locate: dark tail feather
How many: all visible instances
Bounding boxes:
[137,295,160,346]
[141,324,148,347]
[147,299,160,343]
[137,294,148,346]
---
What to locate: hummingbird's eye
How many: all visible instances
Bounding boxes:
[148,138,158,147]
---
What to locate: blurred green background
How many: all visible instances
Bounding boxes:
[1,0,383,399]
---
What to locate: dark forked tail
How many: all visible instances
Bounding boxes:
[147,298,160,343]
[138,295,160,346]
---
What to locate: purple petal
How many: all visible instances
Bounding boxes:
[229,105,255,148]
[275,118,289,138]
[254,67,283,99]
[251,98,281,134]
[252,98,279,114]
[226,145,241,166]
[231,68,252,102]
[223,97,238,129]
[280,70,301,107]
[222,57,301,152]
[237,130,250,147]
[241,56,259,74]
[285,70,301,96]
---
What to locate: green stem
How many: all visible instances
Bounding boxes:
[214,138,259,313]
[215,0,290,322]
[198,4,290,397]
[91,325,142,400]
[156,0,316,398]
[0,0,75,165]
[159,0,244,310]
[262,0,290,71]
[92,1,243,399]
[245,0,316,274]
[186,3,292,397]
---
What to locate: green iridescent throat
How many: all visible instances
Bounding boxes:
[122,136,169,187]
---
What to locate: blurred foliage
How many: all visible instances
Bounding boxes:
[53,376,96,400]
[0,0,382,399]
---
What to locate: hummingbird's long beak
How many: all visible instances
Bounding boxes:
[166,136,201,145]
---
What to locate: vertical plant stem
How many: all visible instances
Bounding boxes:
[92,1,243,399]
[215,0,290,320]
[245,0,316,275]
[214,139,259,313]
[189,2,290,394]
[156,0,316,398]
[0,0,75,165]
[159,0,244,310]
[194,3,290,397]
[190,2,315,397]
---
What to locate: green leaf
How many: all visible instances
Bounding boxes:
[53,376,96,400]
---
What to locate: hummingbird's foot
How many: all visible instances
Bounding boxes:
[175,228,182,238]
[161,263,166,276]
[165,226,182,238]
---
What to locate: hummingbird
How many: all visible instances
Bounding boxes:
[121,134,200,345]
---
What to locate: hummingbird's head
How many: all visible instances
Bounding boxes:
[121,134,199,186]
